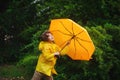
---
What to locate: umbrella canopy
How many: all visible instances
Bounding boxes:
[49,19,95,60]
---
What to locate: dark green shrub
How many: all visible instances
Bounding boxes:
[0,65,24,78]
[104,23,120,50]
[17,54,38,79]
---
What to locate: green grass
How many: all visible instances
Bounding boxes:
[0,54,37,80]
[0,65,25,79]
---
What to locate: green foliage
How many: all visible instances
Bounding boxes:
[0,65,24,78]
[0,0,37,64]
[104,23,120,50]
[20,25,48,54]
[0,42,21,64]
[103,23,120,80]
[17,54,38,79]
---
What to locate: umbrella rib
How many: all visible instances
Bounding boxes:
[52,30,72,36]
[59,21,73,35]
[75,30,84,36]
[76,37,92,43]
[57,30,72,36]
[73,38,77,58]
[59,40,69,48]
[76,39,89,58]
[72,22,75,35]
[60,38,72,51]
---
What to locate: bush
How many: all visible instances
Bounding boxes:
[17,54,38,79]
[0,65,24,78]
[104,23,120,50]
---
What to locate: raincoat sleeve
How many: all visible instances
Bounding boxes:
[39,42,55,61]
[42,47,55,61]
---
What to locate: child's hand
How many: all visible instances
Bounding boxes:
[54,52,60,56]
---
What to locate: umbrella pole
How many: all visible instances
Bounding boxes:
[60,43,68,52]
[60,39,71,52]
[60,35,75,52]
[56,43,68,58]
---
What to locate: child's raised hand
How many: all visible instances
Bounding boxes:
[54,52,60,56]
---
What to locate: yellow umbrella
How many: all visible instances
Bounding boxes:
[49,19,95,60]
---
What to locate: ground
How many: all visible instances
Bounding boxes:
[0,64,26,80]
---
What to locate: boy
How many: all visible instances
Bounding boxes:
[32,30,68,80]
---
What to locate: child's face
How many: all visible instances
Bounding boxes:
[47,33,54,42]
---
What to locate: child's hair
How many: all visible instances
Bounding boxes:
[41,30,52,41]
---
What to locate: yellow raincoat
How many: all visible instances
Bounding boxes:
[36,41,68,76]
